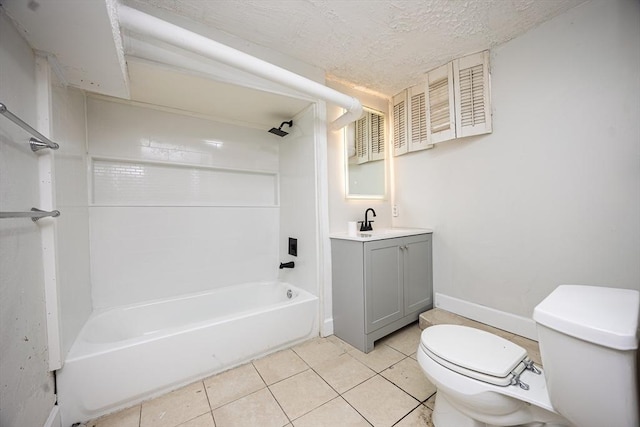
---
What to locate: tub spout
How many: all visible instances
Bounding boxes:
[279,261,295,269]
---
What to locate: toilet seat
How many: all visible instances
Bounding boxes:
[420,325,530,387]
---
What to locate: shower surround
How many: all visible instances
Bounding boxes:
[86,97,283,308]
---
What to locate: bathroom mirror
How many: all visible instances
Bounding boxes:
[345,107,386,199]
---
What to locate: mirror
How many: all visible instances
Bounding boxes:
[345,107,386,199]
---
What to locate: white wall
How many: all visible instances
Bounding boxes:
[51,79,92,360]
[0,9,56,427]
[393,0,640,324]
[87,97,281,308]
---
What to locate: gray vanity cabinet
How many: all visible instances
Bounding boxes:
[331,233,433,353]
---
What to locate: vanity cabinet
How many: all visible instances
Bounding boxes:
[331,232,433,353]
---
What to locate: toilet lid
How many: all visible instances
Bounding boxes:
[421,324,528,385]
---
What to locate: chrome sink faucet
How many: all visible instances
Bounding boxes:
[359,208,376,231]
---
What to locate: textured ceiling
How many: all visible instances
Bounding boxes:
[123,0,585,96]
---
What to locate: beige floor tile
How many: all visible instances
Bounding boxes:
[269,369,338,420]
[394,404,434,427]
[326,335,357,353]
[253,349,310,385]
[141,382,210,427]
[313,352,375,394]
[380,323,422,356]
[86,405,140,427]
[511,335,542,366]
[458,317,515,340]
[421,308,517,340]
[348,343,405,373]
[380,357,437,402]
[292,337,346,367]
[178,412,215,427]
[204,363,266,409]
[212,388,288,427]
[419,308,465,329]
[342,375,419,427]
[292,397,370,427]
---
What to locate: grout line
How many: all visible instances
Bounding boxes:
[263,366,312,388]
[338,395,374,427]
[390,401,423,427]
[421,391,437,405]
[174,411,213,427]
[265,383,293,425]
[200,380,219,427]
[251,360,269,386]
[201,380,213,412]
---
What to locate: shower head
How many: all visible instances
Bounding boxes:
[269,120,293,137]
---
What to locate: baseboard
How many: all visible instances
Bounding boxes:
[44,405,61,427]
[435,293,538,340]
[321,317,334,337]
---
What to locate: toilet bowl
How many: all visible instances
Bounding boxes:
[417,325,569,427]
[417,285,639,427]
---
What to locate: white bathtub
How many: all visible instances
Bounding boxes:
[56,281,318,426]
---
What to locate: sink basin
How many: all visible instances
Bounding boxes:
[330,227,433,242]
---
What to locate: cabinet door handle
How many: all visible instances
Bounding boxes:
[399,245,408,251]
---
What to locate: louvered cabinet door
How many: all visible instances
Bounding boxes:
[426,62,456,144]
[392,90,408,156]
[407,84,432,152]
[454,50,492,138]
[369,111,385,161]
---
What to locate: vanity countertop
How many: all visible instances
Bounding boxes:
[330,227,433,242]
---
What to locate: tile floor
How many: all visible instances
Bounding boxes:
[85,309,540,427]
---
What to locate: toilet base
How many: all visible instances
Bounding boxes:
[433,392,567,427]
[433,392,487,427]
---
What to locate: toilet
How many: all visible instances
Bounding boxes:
[417,285,640,427]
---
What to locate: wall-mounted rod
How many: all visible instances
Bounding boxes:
[0,208,61,222]
[117,5,363,131]
[0,102,59,151]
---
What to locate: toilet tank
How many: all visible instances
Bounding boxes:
[533,285,639,427]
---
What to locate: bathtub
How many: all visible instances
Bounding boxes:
[56,281,318,426]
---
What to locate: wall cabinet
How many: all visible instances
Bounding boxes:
[393,50,492,156]
[331,233,433,353]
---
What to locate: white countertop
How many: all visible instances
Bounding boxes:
[329,227,433,242]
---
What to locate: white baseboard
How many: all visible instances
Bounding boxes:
[321,317,334,337]
[435,293,538,340]
[44,405,61,427]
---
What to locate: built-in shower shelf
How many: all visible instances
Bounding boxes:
[90,156,279,207]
